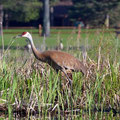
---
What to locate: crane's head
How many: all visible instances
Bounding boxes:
[13,32,32,42]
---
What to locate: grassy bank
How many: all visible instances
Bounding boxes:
[0,28,120,119]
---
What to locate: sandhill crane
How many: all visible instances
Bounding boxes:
[14,32,87,85]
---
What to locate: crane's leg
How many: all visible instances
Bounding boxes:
[61,69,73,112]
[61,69,72,86]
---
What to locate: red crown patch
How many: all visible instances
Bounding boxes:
[22,32,27,35]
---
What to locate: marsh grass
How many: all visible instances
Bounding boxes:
[0,28,120,119]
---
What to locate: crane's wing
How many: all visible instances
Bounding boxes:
[43,50,87,75]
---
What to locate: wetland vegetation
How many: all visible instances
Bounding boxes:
[0,28,120,119]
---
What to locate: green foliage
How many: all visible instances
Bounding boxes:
[3,0,42,22]
[0,0,11,4]
[1,0,59,23]
[70,0,120,26]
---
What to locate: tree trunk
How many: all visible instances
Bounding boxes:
[0,4,3,36]
[42,0,50,37]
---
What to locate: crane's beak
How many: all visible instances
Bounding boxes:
[13,34,22,39]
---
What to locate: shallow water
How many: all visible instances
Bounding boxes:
[0,109,120,120]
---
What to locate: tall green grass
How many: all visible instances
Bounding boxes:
[0,28,120,119]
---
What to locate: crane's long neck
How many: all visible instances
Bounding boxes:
[28,37,44,62]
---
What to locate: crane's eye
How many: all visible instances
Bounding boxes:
[22,32,27,35]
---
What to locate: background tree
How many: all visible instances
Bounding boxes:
[42,0,60,36]
[42,0,50,37]
[0,0,42,29]
[0,4,3,36]
[69,0,120,27]
[1,0,59,37]
[4,0,42,23]
[0,0,8,35]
